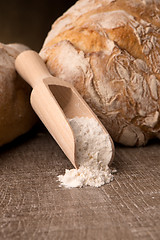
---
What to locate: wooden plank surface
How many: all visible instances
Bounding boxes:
[0,125,160,240]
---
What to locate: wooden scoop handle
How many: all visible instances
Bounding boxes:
[15,50,51,88]
[15,50,78,169]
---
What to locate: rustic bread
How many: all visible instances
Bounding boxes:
[40,0,160,146]
[0,43,37,146]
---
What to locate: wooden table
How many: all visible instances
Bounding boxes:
[0,124,160,240]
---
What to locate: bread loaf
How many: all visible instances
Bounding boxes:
[40,0,160,146]
[0,43,37,146]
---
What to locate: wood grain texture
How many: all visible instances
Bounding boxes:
[0,124,160,240]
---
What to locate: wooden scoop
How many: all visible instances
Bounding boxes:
[15,50,114,169]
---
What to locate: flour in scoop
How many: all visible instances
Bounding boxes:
[58,117,114,188]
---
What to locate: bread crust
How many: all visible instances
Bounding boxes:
[40,0,160,146]
[0,43,37,146]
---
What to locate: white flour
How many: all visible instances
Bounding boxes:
[58,117,114,188]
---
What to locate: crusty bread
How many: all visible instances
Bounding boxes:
[0,43,37,146]
[40,0,160,146]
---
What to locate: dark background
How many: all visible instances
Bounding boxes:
[0,0,76,51]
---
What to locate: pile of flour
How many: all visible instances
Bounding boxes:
[58,117,114,188]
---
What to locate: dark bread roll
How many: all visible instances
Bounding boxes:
[0,43,37,146]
